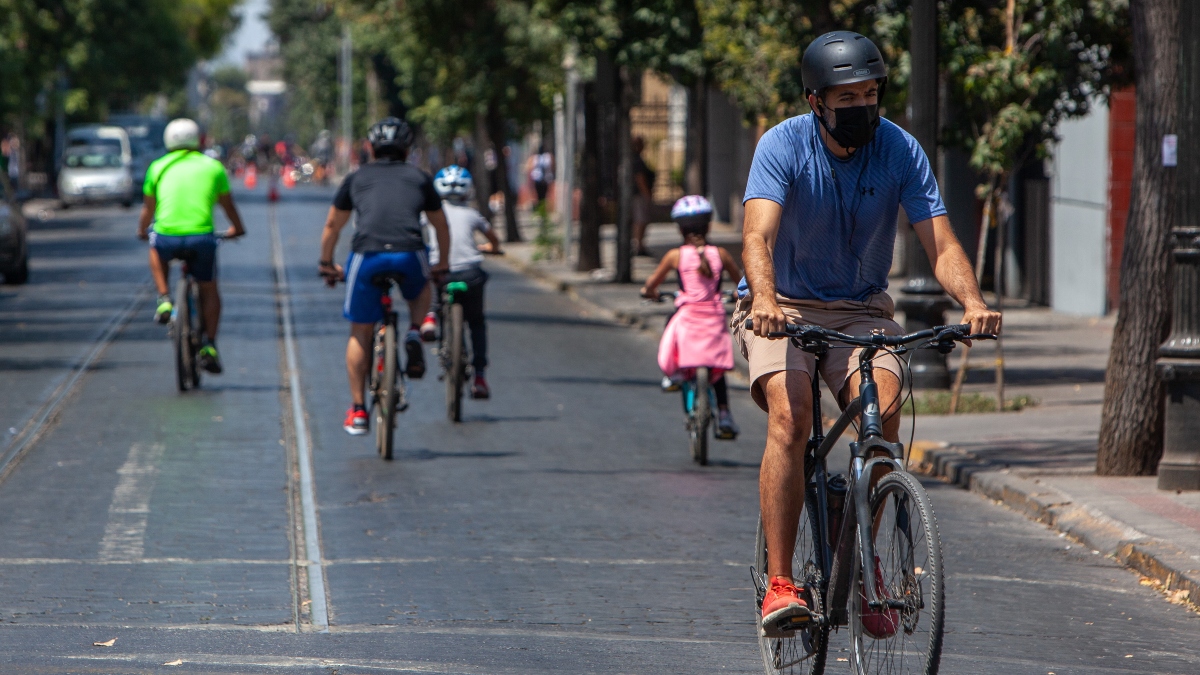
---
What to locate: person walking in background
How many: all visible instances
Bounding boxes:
[529,145,554,212]
[632,136,655,257]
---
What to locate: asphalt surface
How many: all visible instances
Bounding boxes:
[0,186,1196,674]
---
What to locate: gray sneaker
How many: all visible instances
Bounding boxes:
[716,409,739,440]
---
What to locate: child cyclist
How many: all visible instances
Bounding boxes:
[640,195,743,439]
[422,165,503,399]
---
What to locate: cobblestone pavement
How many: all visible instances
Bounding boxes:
[0,188,1196,673]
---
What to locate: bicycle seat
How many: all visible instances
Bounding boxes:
[371,272,407,288]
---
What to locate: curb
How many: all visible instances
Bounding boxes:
[909,441,1200,611]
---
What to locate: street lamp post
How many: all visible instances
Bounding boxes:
[897,0,952,389]
[1157,0,1200,489]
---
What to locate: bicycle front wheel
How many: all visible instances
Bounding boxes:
[690,367,710,465]
[445,303,465,422]
[374,323,398,460]
[848,470,944,675]
[755,490,829,675]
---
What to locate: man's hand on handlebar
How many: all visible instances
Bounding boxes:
[318,261,344,287]
[223,225,246,240]
[750,295,787,337]
[960,303,1002,343]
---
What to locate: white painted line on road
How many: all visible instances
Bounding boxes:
[0,557,293,565]
[0,284,150,486]
[322,556,746,567]
[269,205,330,632]
[98,443,165,562]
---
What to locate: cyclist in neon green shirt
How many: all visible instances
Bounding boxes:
[136,118,246,374]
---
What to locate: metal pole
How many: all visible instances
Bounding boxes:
[339,26,353,175]
[1157,0,1200,489]
[562,50,579,264]
[896,0,953,389]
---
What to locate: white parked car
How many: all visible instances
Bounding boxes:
[58,125,135,208]
[58,145,135,208]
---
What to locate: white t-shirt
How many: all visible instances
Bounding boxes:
[424,201,490,272]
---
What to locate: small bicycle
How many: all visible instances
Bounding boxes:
[748,321,994,675]
[169,234,225,392]
[650,290,737,465]
[437,280,471,423]
[366,273,411,460]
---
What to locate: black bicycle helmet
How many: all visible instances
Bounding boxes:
[367,117,414,156]
[801,31,888,99]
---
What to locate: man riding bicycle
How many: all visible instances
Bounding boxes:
[317,117,451,436]
[137,118,246,374]
[734,32,1002,635]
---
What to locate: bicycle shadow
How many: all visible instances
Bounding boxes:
[391,448,519,461]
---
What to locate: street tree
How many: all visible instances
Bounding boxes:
[547,0,704,281]
[1098,0,1178,476]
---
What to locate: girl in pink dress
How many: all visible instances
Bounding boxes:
[641,196,743,439]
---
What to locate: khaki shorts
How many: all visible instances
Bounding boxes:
[731,293,905,411]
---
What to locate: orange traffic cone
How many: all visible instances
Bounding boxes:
[282,170,296,189]
[268,176,279,203]
[244,165,258,190]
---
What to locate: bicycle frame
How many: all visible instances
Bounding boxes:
[801,342,907,627]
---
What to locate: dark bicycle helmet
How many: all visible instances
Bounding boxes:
[367,117,414,156]
[801,31,888,99]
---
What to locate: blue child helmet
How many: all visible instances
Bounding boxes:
[671,195,713,221]
[434,165,473,199]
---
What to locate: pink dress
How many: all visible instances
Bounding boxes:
[657,245,735,378]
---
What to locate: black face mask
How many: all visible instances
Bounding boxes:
[818,103,880,151]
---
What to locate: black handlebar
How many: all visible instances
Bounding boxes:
[741,319,996,348]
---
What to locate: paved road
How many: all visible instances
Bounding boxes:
[0,186,1196,674]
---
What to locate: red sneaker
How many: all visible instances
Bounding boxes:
[420,312,438,342]
[343,407,368,436]
[761,576,811,636]
[471,374,490,400]
[859,556,900,639]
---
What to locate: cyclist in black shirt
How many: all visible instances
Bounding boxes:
[318,117,451,435]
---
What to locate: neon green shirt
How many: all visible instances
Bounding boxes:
[144,150,231,236]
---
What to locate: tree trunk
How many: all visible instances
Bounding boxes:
[614,66,636,284]
[1097,0,1179,475]
[577,81,602,271]
[684,77,707,196]
[486,106,521,242]
[472,112,494,221]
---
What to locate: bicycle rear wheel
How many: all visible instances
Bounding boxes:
[689,367,710,465]
[848,471,944,675]
[445,303,465,422]
[755,488,829,675]
[173,278,193,392]
[373,322,398,460]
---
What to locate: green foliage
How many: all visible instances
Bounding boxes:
[902,391,1039,415]
[548,0,705,80]
[938,0,1131,180]
[0,0,239,129]
[267,0,342,144]
[208,65,250,147]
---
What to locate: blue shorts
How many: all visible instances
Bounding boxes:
[150,232,218,282]
[343,250,430,324]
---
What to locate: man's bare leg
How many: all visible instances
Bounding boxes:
[346,322,374,407]
[405,283,432,328]
[149,247,170,296]
[760,370,815,581]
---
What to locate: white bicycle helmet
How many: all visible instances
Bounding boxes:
[434,165,473,199]
[671,195,713,221]
[164,118,201,151]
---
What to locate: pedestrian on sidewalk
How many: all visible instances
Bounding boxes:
[632,136,655,257]
[641,195,743,439]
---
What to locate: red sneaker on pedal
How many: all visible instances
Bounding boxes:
[859,556,900,639]
[343,406,368,436]
[761,576,811,636]
[420,312,438,342]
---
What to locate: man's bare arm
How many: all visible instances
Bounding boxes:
[137,194,155,239]
[424,209,451,273]
[217,193,246,238]
[912,214,1002,335]
[742,198,786,336]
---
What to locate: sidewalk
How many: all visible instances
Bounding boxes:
[498,214,1200,612]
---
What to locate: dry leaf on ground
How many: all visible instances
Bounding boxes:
[92,638,116,647]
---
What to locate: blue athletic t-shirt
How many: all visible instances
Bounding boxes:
[739,113,946,302]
